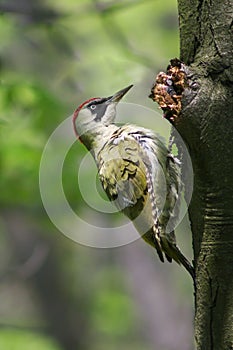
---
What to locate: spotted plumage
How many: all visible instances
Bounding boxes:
[73,85,194,279]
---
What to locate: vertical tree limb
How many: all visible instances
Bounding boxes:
[150,1,232,348]
[176,1,233,349]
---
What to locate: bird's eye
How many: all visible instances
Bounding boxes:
[90,104,96,110]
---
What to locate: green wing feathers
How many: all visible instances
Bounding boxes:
[98,135,148,213]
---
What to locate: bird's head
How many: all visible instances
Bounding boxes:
[73,85,133,141]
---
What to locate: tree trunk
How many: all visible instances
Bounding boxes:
[176,1,233,349]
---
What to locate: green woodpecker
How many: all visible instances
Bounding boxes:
[73,85,194,279]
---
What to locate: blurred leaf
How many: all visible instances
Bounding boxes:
[0,330,62,350]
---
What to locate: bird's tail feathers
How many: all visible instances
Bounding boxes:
[160,233,194,280]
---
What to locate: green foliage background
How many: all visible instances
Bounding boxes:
[0,1,194,349]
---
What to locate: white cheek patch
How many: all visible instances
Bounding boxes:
[75,108,97,135]
[101,103,116,124]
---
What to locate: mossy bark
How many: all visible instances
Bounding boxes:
[176,1,233,349]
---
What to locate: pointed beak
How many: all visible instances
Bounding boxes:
[107,85,133,103]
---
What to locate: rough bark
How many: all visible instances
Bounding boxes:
[176,1,233,349]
